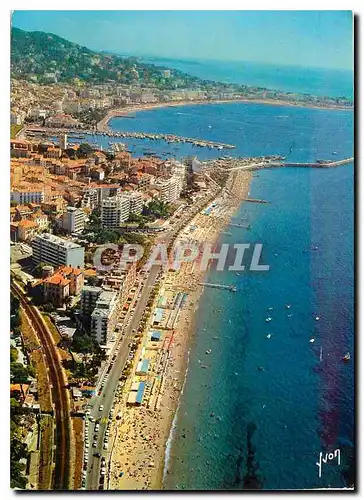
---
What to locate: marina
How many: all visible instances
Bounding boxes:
[25,127,236,150]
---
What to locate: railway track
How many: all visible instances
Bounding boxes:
[11,281,71,490]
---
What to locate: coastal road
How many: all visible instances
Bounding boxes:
[85,263,161,490]
[84,189,220,490]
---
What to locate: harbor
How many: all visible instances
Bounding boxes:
[25,127,236,150]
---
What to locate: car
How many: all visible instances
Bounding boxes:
[95,424,100,432]
[100,469,105,476]
[99,405,104,411]
[93,452,101,458]
[85,442,89,448]
[92,441,97,448]
[101,467,106,474]
[105,430,110,437]
[89,416,95,422]
[103,442,108,450]
[128,342,132,348]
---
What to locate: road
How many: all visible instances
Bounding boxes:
[11,280,71,490]
[85,264,161,490]
[84,188,220,490]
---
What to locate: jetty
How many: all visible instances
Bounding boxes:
[200,282,237,292]
[228,223,251,228]
[243,198,269,204]
[25,127,236,150]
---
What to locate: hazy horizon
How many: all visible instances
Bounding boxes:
[12,11,353,71]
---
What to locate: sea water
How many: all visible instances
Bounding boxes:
[107,94,354,489]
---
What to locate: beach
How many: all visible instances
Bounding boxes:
[107,169,253,490]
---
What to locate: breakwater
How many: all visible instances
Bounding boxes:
[25,127,236,150]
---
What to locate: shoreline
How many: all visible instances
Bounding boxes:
[107,170,254,490]
[98,98,352,131]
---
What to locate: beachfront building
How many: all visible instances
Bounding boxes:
[101,196,129,229]
[90,290,118,344]
[31,233,85,269]
[101,191,143,228]
[62,206,85,234]
[152,174,183,203]
[120,191,143,215]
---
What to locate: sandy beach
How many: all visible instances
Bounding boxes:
[107,169,253,490]
[97,98,351,131]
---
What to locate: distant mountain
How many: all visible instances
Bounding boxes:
[10,27,206,88]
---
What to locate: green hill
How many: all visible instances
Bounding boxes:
[10,27,203,88]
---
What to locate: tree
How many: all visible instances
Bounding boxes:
[78,143,93,158]
[34,262,48,278]
[65,296,73,310]
[43,303,54,313]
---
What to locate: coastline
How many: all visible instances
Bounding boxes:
[98,98,352,130]
[107,169,253,490]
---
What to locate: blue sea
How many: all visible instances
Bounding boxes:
[142,57,354,100]
[103,63,354,490]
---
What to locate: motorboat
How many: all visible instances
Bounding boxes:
[342,352,351,362]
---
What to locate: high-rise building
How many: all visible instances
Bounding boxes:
[62,206,85,234]
[101,196,130,229]
[81,285,103,317]
[90,290,118,344]
[120,191,143,215]
[59,134,68,150]
[31,233,85,269]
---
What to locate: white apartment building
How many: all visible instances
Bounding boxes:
[31,233,85,269]
[120,191,143,215]
[90,290,118,344]
[153,174,183,204]
[101,195,130,229]
[62,206,85,234]
[82,188,99,209]
[11,189,45,205]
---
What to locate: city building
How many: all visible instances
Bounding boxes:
[43,272,70,307]
[90,290,118,344]
[120,191,143,215]
[62,206,85,234]
[59,134,68,151]
[101,195,130,229]
[82,188,99,209]
[31,233,85,268]
[81,286,103,317]
[16,219,38,241]
[11,188,45,205]
[152,174,183,203]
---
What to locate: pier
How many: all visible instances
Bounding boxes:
[25,127,236,150]
[228,223,252,228]
[200,282,237,292]
[217,157,354,172]
[243,198,269,204]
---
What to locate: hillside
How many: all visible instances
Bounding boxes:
[10,27,206,88]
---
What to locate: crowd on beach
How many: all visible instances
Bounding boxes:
[107,169,253,490]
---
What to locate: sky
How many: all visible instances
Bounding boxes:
[11,11,353,70]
